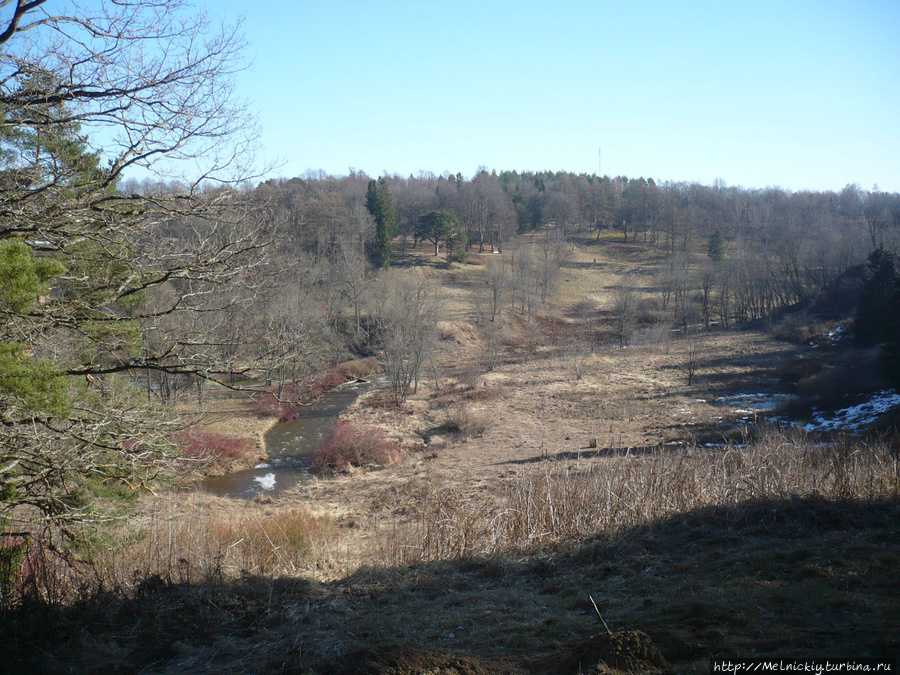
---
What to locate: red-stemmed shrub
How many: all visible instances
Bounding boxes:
[251,370,348,421]
[174,429,252,460]
[309,420,403,473]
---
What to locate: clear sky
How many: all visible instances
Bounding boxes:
[210,0,900,192]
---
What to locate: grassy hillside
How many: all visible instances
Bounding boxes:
[2,234,898,674]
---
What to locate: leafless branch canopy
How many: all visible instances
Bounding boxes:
[0,1,274,525]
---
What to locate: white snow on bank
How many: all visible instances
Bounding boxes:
[828,326,848,343]
[717,393,795,412]
[254,472,277,490]
[804,391,900,433]
[254,462,271,469]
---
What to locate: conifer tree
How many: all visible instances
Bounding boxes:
[365,178,398,268]
[854,246,897,347]
[0,1,268,526]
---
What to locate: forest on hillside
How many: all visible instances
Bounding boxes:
[3,2,900,672]
[2,0,900,554]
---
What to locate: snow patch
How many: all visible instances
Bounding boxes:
[828,326,848,343]
[254,473,277,490]
[717,393,795,411]
[804,391,900,433]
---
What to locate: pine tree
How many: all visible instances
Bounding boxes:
[708,229,725,262]
[0,1,267,527]
[365,178,398,268]
[854,246,897,347]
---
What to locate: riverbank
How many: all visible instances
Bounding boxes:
[181,358,384,485]
[6,240,898,674]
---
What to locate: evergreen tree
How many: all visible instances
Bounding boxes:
[854,246,897,347]
[0,1,267,527]
[852,246,900,387]
[365,177,398,268]
[882,279,900,388]
[708,229,725,262]
[416,210,466,264]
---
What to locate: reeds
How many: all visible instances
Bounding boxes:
[2,495,334,607]
[381,428,899,564]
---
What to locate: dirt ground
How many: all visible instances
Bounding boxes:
[290,303,801,577]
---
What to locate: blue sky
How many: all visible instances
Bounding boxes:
[211,0,900,192]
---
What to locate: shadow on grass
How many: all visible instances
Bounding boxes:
[496,445,666,464]
[2,497,898,674]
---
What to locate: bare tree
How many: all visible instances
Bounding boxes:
[371,272,440,405]
[482,259,511,323]
[534,228,572,305]
[508,246,539,317]
[330,238,371,338]
[611,278,637,349]
[0,1,271,526]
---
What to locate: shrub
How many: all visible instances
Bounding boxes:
[251,370,348,421]
[337,357,380,380]
[778,355,825,391]
[0,534,28,608]
[438,321,459,341]
[780,351,890,417]
[174,429,252,460]
[772,313,827,345]
[444,403,490,440]
[309,421,403,473]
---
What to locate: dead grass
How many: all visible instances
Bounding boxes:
[6,496,895,674]
[104,494,335,579]
[4,236,899,673]
[375,430,899,564]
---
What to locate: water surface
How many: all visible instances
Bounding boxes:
[201,382,366,499]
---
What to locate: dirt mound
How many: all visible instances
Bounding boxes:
[306,645,525,674]
[533,630,669,675]
[438,320,481,347]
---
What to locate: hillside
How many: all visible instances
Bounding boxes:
[4,234,898,674]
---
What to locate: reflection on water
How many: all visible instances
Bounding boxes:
[200,382,367,500]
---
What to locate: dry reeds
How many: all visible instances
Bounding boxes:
[2,496,335,607]
[380,429,899,564]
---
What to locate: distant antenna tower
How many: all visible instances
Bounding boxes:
[598,146,602,177]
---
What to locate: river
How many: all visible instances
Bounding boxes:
[200,381,368,499]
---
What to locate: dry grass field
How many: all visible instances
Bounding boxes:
[4,235,899,674]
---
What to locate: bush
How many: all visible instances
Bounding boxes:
[444,403,490,440]
[309,421,403,473]
[780,351,890,417]
[252,370,348,421]
[778,355,825,391]
[337,357,380,380]
[174,429,252,460]
[772,314,826,345]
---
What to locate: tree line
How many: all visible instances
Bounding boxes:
[3,0,900,536]
[237,169,899,264]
